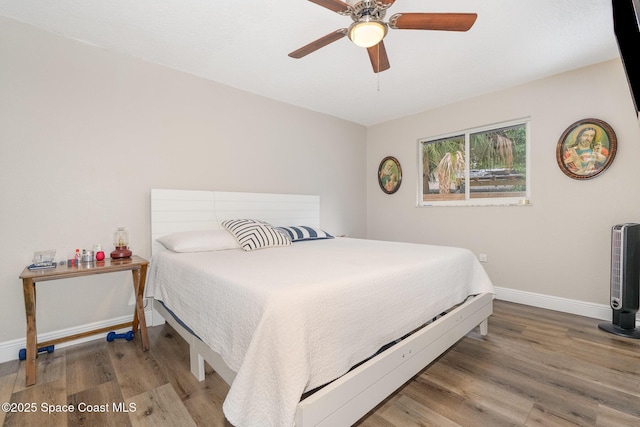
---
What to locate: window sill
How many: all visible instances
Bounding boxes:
[418,199,532,208]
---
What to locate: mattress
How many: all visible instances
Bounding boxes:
[146,237,494,426]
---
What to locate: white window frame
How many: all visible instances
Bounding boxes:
[417,118,531,207]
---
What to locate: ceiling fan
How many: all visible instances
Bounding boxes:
[288,0,477,73]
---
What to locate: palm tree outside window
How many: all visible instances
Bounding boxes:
[419,119,530,206]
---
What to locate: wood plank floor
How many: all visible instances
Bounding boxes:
[1,300,639,426]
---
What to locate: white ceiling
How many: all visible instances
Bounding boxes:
[0,0,620,126]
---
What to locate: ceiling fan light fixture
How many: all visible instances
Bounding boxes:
[348,20,387,48]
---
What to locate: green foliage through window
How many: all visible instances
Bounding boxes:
[419,120,529,205]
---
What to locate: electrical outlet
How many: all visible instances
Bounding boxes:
[479,253,488,263]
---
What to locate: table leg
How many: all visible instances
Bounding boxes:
[22,278,37,386]
[131,265,149,351]
[132,268,140,330]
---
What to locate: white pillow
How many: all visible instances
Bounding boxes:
[157,229,240,253]
[222,219,291,251]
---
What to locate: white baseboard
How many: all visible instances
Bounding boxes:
[494,286,640,325]
[0,309,153,364]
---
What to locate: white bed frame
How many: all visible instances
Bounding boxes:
[150,189,493,426]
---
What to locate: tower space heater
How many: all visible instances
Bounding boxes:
[598,223,640,338]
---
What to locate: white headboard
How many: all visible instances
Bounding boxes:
[151,189,320,256]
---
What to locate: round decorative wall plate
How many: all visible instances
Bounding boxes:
[378,156,402,194]
[556,118,617,180]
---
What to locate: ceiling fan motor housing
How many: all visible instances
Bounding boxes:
[344,0,389,22]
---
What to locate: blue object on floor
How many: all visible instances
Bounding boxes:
[106,330,135,342]
[18,345,54,361]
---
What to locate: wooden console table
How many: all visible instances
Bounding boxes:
[19,255,149,386]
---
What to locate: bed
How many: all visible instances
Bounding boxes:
[146,189,494,427]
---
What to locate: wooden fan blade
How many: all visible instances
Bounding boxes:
[288,29,348,59]
[367,41,390,73]
[378,0,396,7]
[389,13,477,31]
[308,0,350,14]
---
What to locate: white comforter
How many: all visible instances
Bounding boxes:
[146,238,494,426]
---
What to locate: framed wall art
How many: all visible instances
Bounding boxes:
[556,118,617,180]
[378,156,402,194]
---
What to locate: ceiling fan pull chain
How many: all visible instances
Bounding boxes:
[376,46,380,92]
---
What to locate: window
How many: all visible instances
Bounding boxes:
[419,119,530,206]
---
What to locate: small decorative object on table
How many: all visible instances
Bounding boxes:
[27,250,57,270]
[110,227,132,259]
[81,249,94,263]
[94,244,105,261]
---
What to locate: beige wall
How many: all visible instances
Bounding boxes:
[0,17,366,346]
[367,59,640,307]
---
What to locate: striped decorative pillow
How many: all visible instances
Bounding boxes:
[222,219,291,251]
[276,226,334,242]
